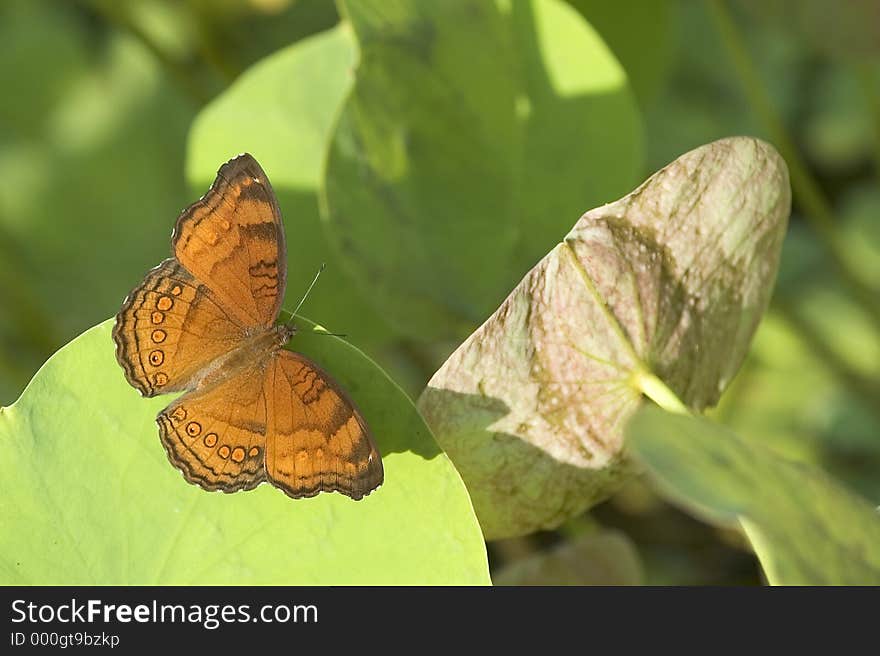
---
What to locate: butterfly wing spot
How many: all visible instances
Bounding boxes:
[114,257,248,398]
[204,432,218,447]
[218,445,231,459]
[248,446,260,458]
[231,447,246,463]
[219,220,231,231]
[185,421,202,437]
[154,372,168,386]
[149,350,164,366]
[170,407,187,422]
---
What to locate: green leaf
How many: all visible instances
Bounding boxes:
[566,0,674,107]
[493,530,643,585]
[0,319,488,584]
[627,405,880,585]
[419,137,790,539]
[323,0,643,340]
[187,25,390,351]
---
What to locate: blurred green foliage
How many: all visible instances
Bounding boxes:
[1,0,878,585]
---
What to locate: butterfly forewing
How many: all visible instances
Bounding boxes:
[113,258,246,396]
[171,155,286,328]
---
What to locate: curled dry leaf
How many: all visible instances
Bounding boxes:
[418,137,791,539]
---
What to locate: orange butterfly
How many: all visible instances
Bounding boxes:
[112,154,383,500]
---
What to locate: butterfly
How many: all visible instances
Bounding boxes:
[112,153,383,500]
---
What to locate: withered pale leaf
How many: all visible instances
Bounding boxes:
[418,137,791,539]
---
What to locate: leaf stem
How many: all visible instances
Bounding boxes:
[708,0,880,330]
[632,370,689,415]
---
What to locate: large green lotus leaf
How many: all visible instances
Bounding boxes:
[627,405,880,585]
[419,137,790,539]
[0,319,488,584]
[323,0,642,340]
[187,25,390,351]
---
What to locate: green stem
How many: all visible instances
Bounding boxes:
[708,0,880,330]
[632,370,689,415]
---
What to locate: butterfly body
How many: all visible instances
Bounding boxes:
[182,323,293,393]
[113,154,383,501]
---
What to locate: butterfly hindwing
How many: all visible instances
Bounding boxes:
[265,350,383,500]
[171,154,287,328]
[113,258,246,397]
[157,360,269,492]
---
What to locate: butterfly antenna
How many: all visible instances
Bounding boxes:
[286,263,325,327]
[315,330,348,338]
